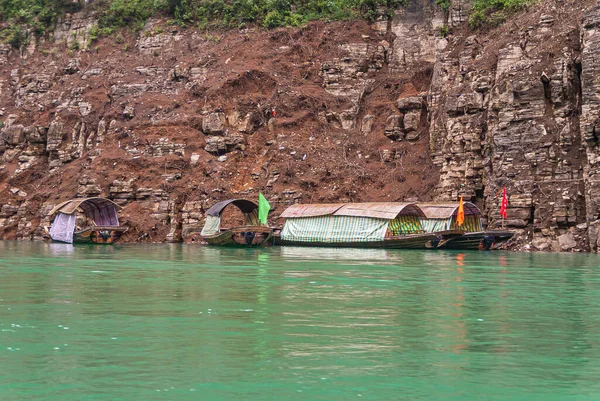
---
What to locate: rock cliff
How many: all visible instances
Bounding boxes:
[1,0,599,251]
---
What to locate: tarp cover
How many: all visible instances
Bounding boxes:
[279,203,345,218]
[335,203,425,220]
[450,215,482,232]
[80,201,119,226]
[280,202,425,219]
[280,215,388,243]
[50,198,120,226]
[421,219,451,233]
[418,202,481,219]
[387,215,424,235]
[49,212,76,243]
[201,215,221,236]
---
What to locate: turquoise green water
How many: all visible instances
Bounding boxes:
[1,242,600,400]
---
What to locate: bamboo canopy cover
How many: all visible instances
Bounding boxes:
[280,202,426,243]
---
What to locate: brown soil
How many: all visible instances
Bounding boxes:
[1,19,441,241]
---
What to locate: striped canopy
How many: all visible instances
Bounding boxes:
[280,202,426,243]
[418,202,483,233]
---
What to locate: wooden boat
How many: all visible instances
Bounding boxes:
[200,199,273,246]
[73,226,128,244]
[274,202,437,249]
[437,230,516,250]
[49,197,127,244]
[419,202,515,250]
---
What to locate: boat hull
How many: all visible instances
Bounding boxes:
[50,226,127,244]
[74,227,127,244]
[202,226,273,247]
[439,230,515,250]
[425,230,465,248]
[274,233,438,249]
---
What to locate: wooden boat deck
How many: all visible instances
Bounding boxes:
[440,230,515,250]
[73,226,127,244]
[202,226,273,247]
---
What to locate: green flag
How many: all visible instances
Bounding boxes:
[258,193,271,226]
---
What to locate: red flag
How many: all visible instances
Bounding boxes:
[500,187,508,219]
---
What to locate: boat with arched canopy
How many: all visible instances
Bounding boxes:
[274,202,438,248]
[419,202,515,250]
[200,199,273,246]
[48,197,127,244]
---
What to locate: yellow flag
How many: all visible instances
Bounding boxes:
[457,196,465,227]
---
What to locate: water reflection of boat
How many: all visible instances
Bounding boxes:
[279,246,391,262]
[419,202,515,250]
[47,243,76,256]
[200,199,273,247]
[274,203,437,249]
[48,198,127,244]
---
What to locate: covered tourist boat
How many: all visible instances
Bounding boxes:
[49,197,127,244]
[274,202,437,249]
[419,202,515,250]
[200,199,273,246]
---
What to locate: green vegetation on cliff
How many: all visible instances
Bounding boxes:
[0,0,81,46]
[0,0,535,47]
[169,0,409,28]
[0,0,408,45]
[469,0,535,27]
[0,0,408,30]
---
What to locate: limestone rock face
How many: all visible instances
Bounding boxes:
[54,11,97,50]
[428,2,589,250]
[204,134,245,154]
[397,97,423,111]
[202,112,227,135]
[384,115,404,141]
[137,20,182,55]
[1,125,25,146]
[361,115,375,133]
[78,176,102,198]
[386,1,438,73]
[582,6,600,232]
[238,112,261,134]
[320,42,383,130]
[109,179,136,204]
[558,232,577,251]
[0,44,10,66]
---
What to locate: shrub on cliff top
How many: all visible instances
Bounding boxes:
[0,0,411,46]
[469,0,535,28]
[171,0,361,28]
[0,0,81,46]
[99,0,168,28]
